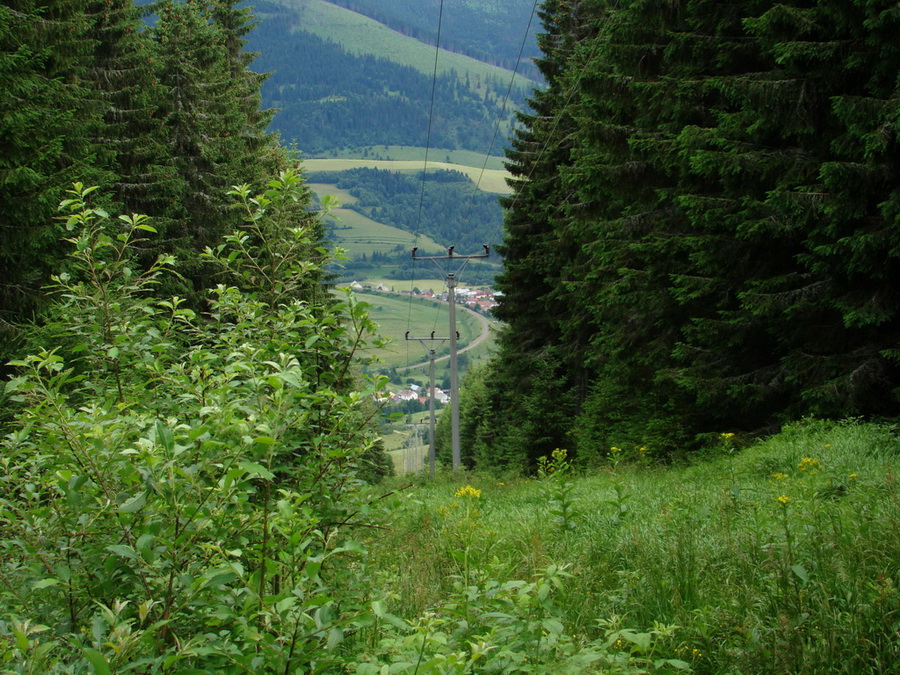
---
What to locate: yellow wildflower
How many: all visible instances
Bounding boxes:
[798,457,822,472]
[720,432,735,439]
[777,495,790,505]
[772,472,789,481]
[551,448,568,461]
[454,485,481,499]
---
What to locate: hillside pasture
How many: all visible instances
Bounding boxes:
[323,146,509,172]
[354,292,484,370]
[304,158,513,194]
[308,182,446,257]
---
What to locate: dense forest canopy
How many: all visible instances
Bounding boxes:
[0,0,286,361]
[453,0,900,470]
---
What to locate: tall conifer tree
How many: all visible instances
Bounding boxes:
[475,0,900,467]
[150,0,283,296]
[0,0,109,354]
[483,0,595,468]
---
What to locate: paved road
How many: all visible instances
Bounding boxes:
[397,304,493,372]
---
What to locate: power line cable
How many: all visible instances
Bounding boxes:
[406,0,446,370]
[473,0,540,197]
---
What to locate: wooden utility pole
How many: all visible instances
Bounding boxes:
[411,245,490,470]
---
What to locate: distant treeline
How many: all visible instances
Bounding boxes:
[247,4,529,155]
[308,168,504,253]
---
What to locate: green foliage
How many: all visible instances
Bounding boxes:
[205,170,330,307]
[360,483,687,673]
[0,183,389,671]
[537,448,578,532]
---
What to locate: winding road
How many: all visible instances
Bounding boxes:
[397,304,493,372]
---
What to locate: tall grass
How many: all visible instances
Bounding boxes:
[361,420,900,673]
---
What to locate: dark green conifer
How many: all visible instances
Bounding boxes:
[0,0,109,355]
[150,0,283,299]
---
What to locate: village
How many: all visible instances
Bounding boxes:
[346,281,500,408]
[377,382,451,407]
[347,280,500,315]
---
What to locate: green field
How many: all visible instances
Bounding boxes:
[272,0,536,90]
[305,158,512,194]
[327,207,444,256]
[307,183,446,256]
[322,146,508,172]
[354,292,484,370]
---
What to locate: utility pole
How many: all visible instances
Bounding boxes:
[405,331,458,476]
[411,245,490,470]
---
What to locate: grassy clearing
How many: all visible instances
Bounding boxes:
[357,420,900,673]
[327,207,421,256]
[306,183,446,256]
[306,182,358,206]
[272,0,536,89]
[303,158,512,194]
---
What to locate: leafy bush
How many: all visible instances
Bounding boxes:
[0,178,389,672]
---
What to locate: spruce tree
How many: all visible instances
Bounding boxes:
[477,0,900,466]
[0,0,109,356]
[483,0,595,468]
[150,0,283,299]
[85,0,179,230]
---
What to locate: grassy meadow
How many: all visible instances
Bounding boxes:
[305,158,513,194]
[323,146,509,172]
[354,420,900,673]
[353,292,487,371]
[323,205,445,259]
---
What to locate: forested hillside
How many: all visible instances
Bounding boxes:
[309,167,504,253]
[453,0,900,470]
[247,0,533,156]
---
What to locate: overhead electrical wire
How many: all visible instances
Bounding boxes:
[405,0,446,369]
[404,0,592,371]
[460,0,541,258]
[473,0,541,195]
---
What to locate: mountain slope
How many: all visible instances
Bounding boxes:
[247,0,538,156]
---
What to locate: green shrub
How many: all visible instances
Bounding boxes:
[0,179,388,672]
